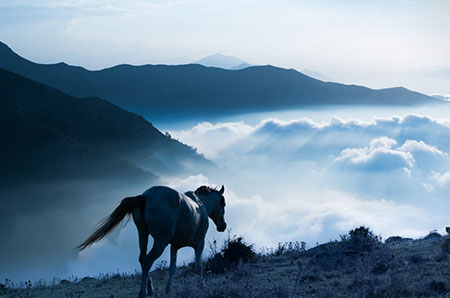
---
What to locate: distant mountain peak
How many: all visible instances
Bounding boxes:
[194,53,251,70]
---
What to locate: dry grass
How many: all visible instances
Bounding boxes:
[2,233,450,298]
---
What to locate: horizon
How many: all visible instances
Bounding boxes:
[0,39,446,98]
[1,0,449,95]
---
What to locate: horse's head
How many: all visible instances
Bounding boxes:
[195,185,227,232]
[210,185,227,232]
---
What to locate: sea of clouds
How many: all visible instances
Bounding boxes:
[68,113,450,279]
[169,114,450,238]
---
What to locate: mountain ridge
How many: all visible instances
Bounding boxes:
[0,66,212,185]
[0,41,439,118]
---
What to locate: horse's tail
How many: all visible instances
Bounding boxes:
[77,195,145,251]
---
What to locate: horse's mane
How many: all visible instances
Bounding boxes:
[194,185,218,195]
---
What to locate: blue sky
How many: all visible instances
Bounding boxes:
[1,0,449,94]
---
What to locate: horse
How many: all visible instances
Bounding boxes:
[77,185,227,297]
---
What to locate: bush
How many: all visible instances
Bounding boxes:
[340,226,380,251]
[205,253,226,274]
[274,241,306,256]
[223,236,256,266]
[205,234,256,274]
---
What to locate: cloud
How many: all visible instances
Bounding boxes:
[170,114,450,173]
[430,171,450,186]
[7,113,450,283]
[172,121,254,159]
[335,137,415,171]
[223,188,437,246]
[170,113,450,236]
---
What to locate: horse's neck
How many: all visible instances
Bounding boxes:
[195,194,215,216]
[185,191,213,213]
[184,191,201,204]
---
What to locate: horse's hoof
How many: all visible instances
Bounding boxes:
[147,286,154,296]
[197,281,206,288]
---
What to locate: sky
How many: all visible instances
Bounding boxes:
[0,0,449,95]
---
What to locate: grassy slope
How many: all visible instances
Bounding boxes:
[2,233,450,297]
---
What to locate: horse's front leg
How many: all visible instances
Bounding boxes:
[194,241,205,288]
[165,245,178,294]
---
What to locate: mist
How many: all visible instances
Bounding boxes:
[3,104,450,285]
[0,178,151,283]
[167,105,450,246]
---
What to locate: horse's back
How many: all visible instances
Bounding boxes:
[143,186,182,209]
[141,186,208,247]
[141,186,182,239]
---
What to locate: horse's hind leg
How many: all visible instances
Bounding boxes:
[139,239,167,297]
[133,209,153,297]
[136,230,152,297]
[165,245,178,294]
[194,240,205,288]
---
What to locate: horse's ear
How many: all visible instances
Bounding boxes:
[219,185,225,195]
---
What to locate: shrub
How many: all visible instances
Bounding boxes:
[223,236,256,266]
[205,234,256,274]
[205,253,226,274]
[274,241,306,256]
[341,226,380,252]
[349,226,380,243]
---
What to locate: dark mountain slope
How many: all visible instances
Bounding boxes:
[0,67,212,185]
[0,42,437,117]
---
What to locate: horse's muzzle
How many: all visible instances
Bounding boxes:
[217,222,227,232]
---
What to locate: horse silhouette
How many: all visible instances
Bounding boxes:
[77,185,227,297]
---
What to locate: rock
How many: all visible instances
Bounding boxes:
[424,232,442,240]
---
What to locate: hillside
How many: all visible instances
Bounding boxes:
[0,66,215,283]
[0,42,437,117]
[0,67,212,185]
[2,229,449,297]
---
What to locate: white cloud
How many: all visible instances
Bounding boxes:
[224,188,436,246]
[171,121,254,159]
[170,113,450,230]
[336,145,415,171]
[67,113,450,280]
[431,171,450,186]
[164,173,211,192]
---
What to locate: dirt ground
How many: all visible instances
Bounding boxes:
[2,233,450,298]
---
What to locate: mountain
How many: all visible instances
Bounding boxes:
[0,66,212,185]
[432,94,450,101]
[302,68,334,82]
[0,42,438,118]
[194,53,250,69]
